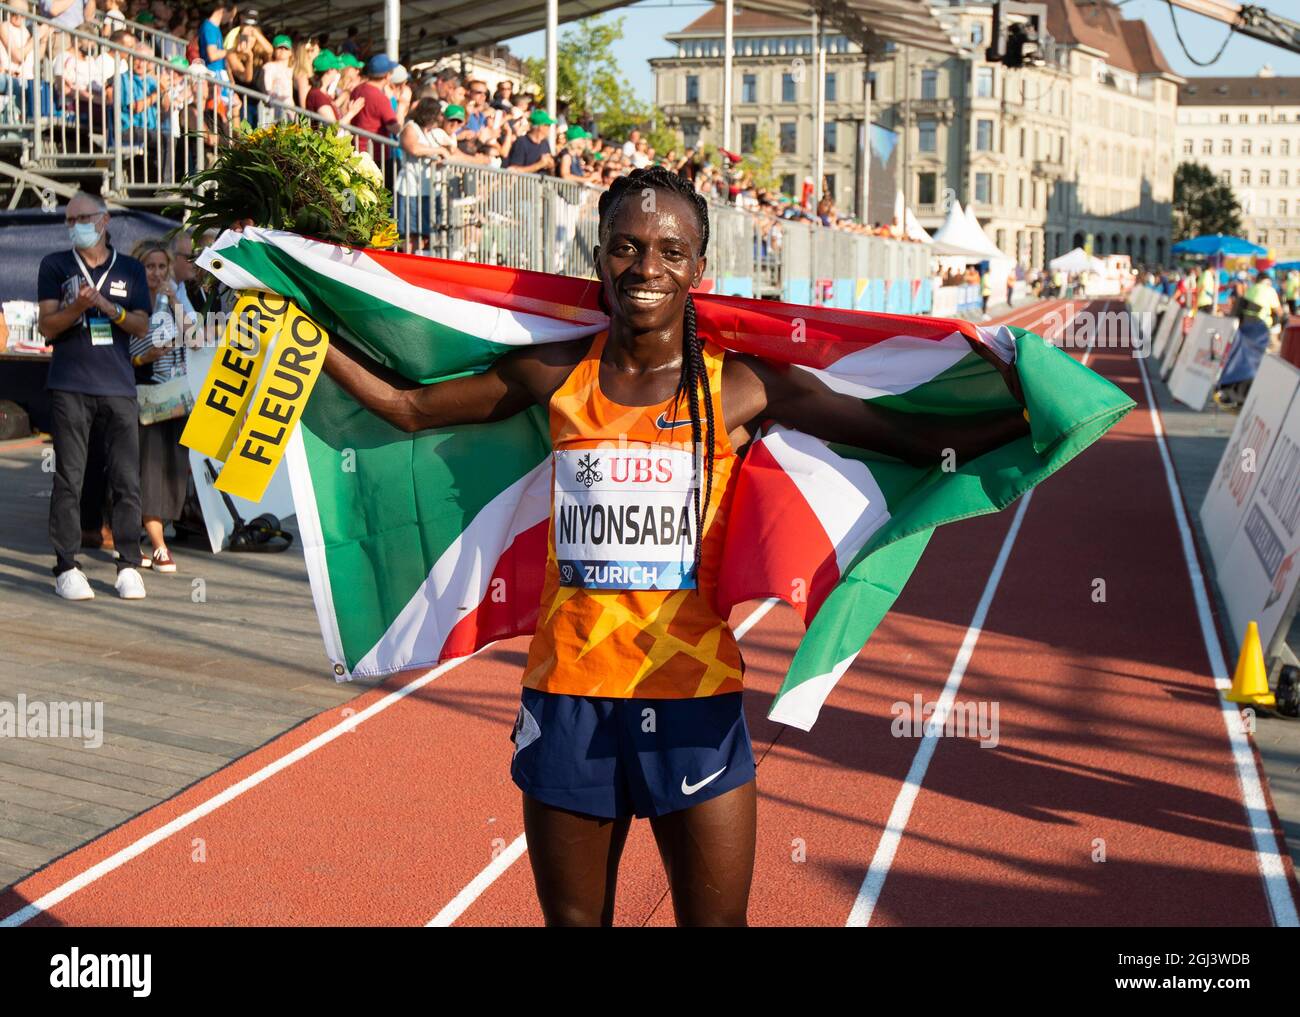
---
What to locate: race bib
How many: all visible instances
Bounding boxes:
[553,446,698,590]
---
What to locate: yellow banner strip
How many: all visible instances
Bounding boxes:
[180,291,290,461]
[214,301,330,502]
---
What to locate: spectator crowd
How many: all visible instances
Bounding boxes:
[1,0,928,251]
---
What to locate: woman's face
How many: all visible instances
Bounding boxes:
[142,251,170,292]
[596,188,705,333]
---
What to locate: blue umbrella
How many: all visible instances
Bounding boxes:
[1273,260,1300,273]
[1171,233,1267,257]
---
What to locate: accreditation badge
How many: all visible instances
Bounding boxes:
[88,316,114,346]
[553,446,698,591]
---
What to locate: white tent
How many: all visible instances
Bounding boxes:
[964,204,1011,262]
[1049,247,1106,274]
[932,200,1006,262]
[903,207,932,243]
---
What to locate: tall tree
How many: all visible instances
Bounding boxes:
[523,16,652,143]
[1172,161,1243,240]
[744,124,780,191]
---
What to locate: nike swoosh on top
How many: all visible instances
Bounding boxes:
[655,411,696,430]
[681,766,727,796]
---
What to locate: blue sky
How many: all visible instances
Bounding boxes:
[502,0,1300,104]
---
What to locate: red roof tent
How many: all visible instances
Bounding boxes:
[243,0,963,65]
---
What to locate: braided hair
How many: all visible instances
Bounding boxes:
[597,167,715,588]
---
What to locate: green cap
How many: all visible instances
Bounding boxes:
[593,151,605,161]
[443,103,466,121]
[273,34,292,49]
[341,53,365,69]
[529,108,556,126]
[565,125,590,140]
[312,50,341,72]
[135,11,155,22]
[168,56,189,69]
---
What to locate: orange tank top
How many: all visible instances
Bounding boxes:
[521,330,744,699]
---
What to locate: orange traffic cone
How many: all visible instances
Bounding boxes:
[1225,621,1275,707]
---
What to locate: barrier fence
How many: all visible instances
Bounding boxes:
[1,0,933,312]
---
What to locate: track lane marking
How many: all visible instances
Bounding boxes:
[1,651,485,927]
[1134,350,1299,928]
[844,304,1092,927]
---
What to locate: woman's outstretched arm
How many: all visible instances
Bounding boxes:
[321,335,585,433]
[722,350,1029,468]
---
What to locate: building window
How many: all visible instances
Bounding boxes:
[1241,169,1250,185]
[681,118,700,149]
[740,122,757,154]
[975,172,991,204]
[1260,113,1269,123]
[824,174,836,201]
[1220,170,1230,185]
[780,173,796,197]
[970,24,983,46]
[779,121,797,153]
[919,119,936,153]
[1261,169,1270,185]
[1281,170,1289,186]
[1181,139,1192,155]
[1221,139,1231,155]
[686,75,699,104]
[824,122,837,153]
[918,172,937,205]
[1242,139,1252,155]
[1239,113,1249,123]
[976,119,994,151]
[824,72,836,102]
[976,66,993,98]
[1219,113,1229,123]
[920,69,937,100]
[741,73,757,103]
[1201,139,1213,155]
[1282,140,1291,156]
[782,73,797,102]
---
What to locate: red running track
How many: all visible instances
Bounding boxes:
[2,299,1295,927]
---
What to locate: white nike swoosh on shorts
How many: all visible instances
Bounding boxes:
[681,766,726,796]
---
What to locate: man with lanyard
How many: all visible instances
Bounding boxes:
[36,192,152,601]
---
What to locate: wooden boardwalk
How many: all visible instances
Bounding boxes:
[0,436,369,890]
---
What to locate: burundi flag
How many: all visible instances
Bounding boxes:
[197,227,1132,730]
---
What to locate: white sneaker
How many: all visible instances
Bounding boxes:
[114,567,147,600]
[54,568,95,601]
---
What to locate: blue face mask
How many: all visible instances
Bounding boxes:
[69,221,102,248]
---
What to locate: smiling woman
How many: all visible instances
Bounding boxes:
[318,166,1031,926]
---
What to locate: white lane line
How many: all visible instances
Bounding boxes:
[428,833,529,927]
[845,492,1034,927]
[1,651,483,928]
[1135,352,1299,928]
[845,303,1090,928]
[424,596,782,927]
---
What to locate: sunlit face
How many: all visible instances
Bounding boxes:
[596,189,705,332]
[142,250,170,291]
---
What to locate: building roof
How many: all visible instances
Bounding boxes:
[1046,0,1174,76]
[1179,76,1300,106]
[673,7,807,35]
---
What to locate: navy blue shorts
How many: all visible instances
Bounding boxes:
[509,688,755,819]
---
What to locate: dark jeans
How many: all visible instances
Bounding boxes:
[49,390,141,575]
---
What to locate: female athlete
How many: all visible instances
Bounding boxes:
[320,166,1028,926]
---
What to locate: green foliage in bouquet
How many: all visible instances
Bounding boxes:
[170,120,399,249]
